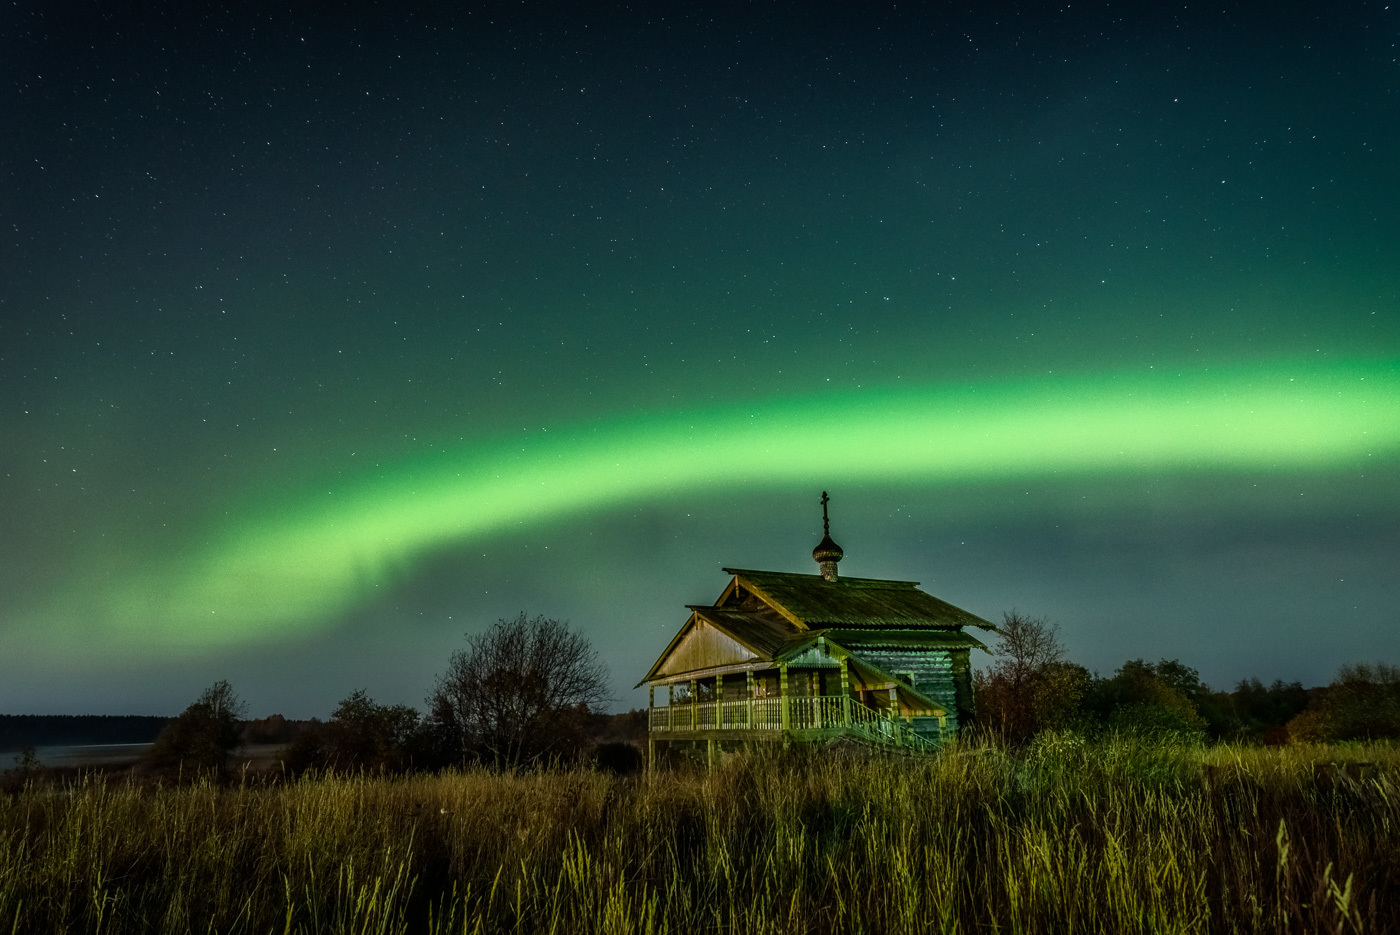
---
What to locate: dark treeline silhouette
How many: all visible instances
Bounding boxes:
[9,616,628,783]
[239,713,312,745]
[0,715,170,750]
[975,611,1399,745]
[17,612,1384,783]
[281,697,642,776]
[140,614,626,780]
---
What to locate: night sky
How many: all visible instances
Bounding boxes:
[3,2,1397,718]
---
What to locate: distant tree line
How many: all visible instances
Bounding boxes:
[140,613,636,780]
[0,715,170,751]
[975,611,1400,745]
[88,608,1391,782]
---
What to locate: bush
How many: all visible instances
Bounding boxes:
[283,692,439,774]
[1289,662,1400,743]
[1108,701,1205,741]
[973,612,1085,743]
[1083,660,1207,741]
[592,741,644,774]
[146,681,245,777]
[1284,707,1330,744]
[1,747,44,791]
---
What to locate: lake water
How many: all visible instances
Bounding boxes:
[2,743,289,769]
[2,743,152,768]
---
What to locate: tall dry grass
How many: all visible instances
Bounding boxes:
[1,737,1396,934]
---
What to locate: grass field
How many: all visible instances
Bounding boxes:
[2,737,1396,934]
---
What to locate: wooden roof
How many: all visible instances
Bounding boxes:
[689,605,799,657]
[723,568,995,631]
[640,565,993,688]
[637,607,801,685]
[825,627,989,652]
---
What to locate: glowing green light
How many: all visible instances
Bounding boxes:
[38,358,1400,653]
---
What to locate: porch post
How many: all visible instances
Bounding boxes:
[690,678,698,730]
[715,672,724,729]
[746,669,756,729]
[779,663,790,731]
[840,659,851,727]
[811,672,822,728]
[645,685,657,770]
[667,683,674,731]
[888,686,900,746]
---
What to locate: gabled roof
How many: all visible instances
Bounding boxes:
[637,606,804,685]
[690,606,800,658]
[724,568,995,631]
[825,628,990,653]
[640,562,995,690]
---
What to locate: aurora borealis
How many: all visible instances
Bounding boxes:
[3,3,1398,716]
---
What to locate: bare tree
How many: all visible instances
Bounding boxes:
[993,610,1064,692]
[428,613,610,769]
[974,612,1080,743]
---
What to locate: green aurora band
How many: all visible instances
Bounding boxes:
[40,358,1400,654]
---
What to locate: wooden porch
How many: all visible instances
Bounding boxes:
[646,663,945,756]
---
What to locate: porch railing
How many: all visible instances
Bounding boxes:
[648,695,940,751]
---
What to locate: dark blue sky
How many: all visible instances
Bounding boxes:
[2,1,1397,717]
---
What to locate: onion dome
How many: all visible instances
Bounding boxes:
[813,491,843,581]
[812,533,844,566]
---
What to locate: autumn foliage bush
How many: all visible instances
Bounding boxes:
[1286,662,1400,743]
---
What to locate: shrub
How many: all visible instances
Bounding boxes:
[1289,662,1400,743]
[1084,659,1207,741]
[283,693,440,774]
[973,611,1085,743]
[146,680,245,777]
[592,741,644,774]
